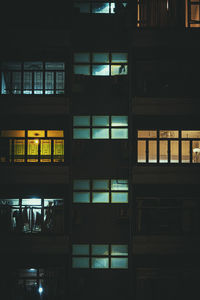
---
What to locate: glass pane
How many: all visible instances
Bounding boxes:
[28,130,45,138]
[24,62,43,70]
[74,53,90,63]
[182,131,200,138]
[182,141,190,163]
[74,180,90,190]
[138,141,146,163]
[192,141,200,163]
[73,192,90,203]
[159,130,179,138]
[159,141,168,163]
[111,65,127,75]
[14,140,25,162]
[74,3,90,13]
[34,72,43,94]
[92,245,109,255]
[191,5,200,21]
[138,130,157,138]
[45,62,64,70]
[72,244,89,255]
[111,129,128,139]
[92,3,109,13]
[73,129,90,139]
[73,116,90,126]
[111,192,128,203]
[111,53,128,63]
[53,140,64,162]
[1,130,25,137]
[22,199,41,206]
[92,53,109,63]
[111,245,128,256]
[149,141,157,163]
[111,258,128,269]
[23,72,32,93]
[92,128,109,139]
[92,258,109,268]
[72,258,89,268]
[111,116,128,127]
[40,140,51,162]
[45,72,54,92]
[170,141,179,163]
[74,65,90,75]
[0,199,19,205]
[111,180,128,190]
[93,180,109,190]
[92,192,109,203]
[1,71,10,94]
[92,65,109,76]
[47,130,64,137]
[2,62,21,70]
[56,72,65,90]
[92,116,109,126]
[27,140,39,162]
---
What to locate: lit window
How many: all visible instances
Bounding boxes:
[73,52,128,76]
[186,0,200,27]
[0,198,64,233]
[1,62,65,95]
[73,179,128,203]
[73,1,128,14]
[72,244,128,269]
[73,115,128,139]
[0,130,64,163]
[137,130,200,164]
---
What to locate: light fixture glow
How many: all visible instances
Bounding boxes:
[34,139,39,144]
[38,287,43,294]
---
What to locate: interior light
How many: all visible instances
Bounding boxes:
[34,139,39,144]
[29,268,36,271]
[38,287,43,294]
[193,148,200,153]
[166,0,169,11]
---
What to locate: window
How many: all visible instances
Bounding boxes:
[73,179,128,203]
[12,268,64,299]
[186,0,200,27]
[1,62,65,95]
[0,130,64,163]
[0,198,64,233]
[72,244,128,269]
[137,130,200,164]
[73,116,128,139]
[73,52,128,76]
[74,1,128,14]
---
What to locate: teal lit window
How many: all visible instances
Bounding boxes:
[73,179,128,203]
[72,244,128,269]
[74,2,128,14]
[73,115,128,139]
[1,62,65,95]
[73,52,128,76]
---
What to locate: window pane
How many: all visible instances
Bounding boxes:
[74,116,90,126]
[45,72,54,93]
[170,141,179,163]
[24,62,43,70]
[1,130,25,137]
[92,53,109,63]
[93,180,109,190]
[2,62,21,70]
[111,65,127,75]
[192,141,200,163]
[92,3,109,13]
[23,72,32,93]
[138,131,157,138]
[73,192,90,203]
[111,116,128,127]
[111,258,128,269]
[92,258,109,268]
[74,53,90,63]
[138,141,146,163]
[28,130,45,138]
[14,140,25,162]
[22,199,41,206]
[92,128,109,139]
[72,258,89,268]
[149,141,157,163]
[182,141,190,163]
[56,72,65,90]
[92,65,109,76]
[74,65,90,75]
[182,131,200,138]
[92,245,109,255]
[191,5,200,21]
[72,244,89,255]
[111,53,128,63]
[159,130,179,138]
[159,141,168,163]
[27,140,39,158]
[40,140,51,162]
[74,3,90,13]
[92,116,109,126]
[73,129,90,139]
[92,192,109,203]
[74,180,90,190]
[111,192,128,203]
[47,130,64,138]
[45,62,64,70]
[111,245,128,256]
[111,129,128,139]
[111,179,128,190]
[34,72,43,94]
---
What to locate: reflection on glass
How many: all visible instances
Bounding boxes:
[92,65,109,76]
[159,141,168,163]
[149,141,157,163]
